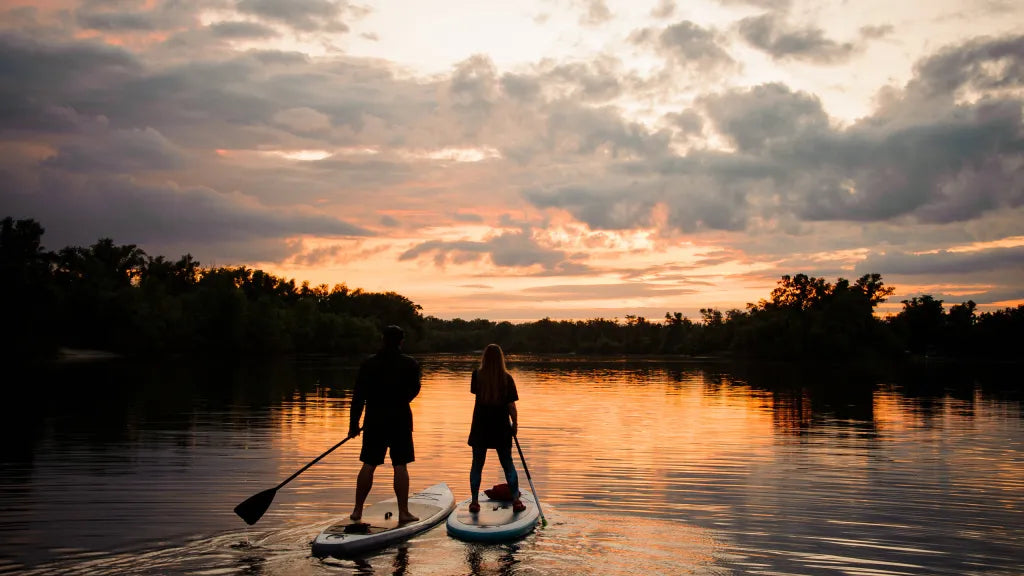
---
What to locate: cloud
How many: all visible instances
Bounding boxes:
[43,126,186,173]
[701,82,830,151]
[859,25,893,40]
[485,282,698,301]
[0,173,371,258]
[737,13,857,64]
[632,20,735,73]
[73,0,211,33]
[398,228,590,274]
[651,0,676,19]
[857,246,1024,276]
[209,20,279,39]
[0,34,142,132]
[907,35,1024,102]
[666,109,704,135]
[523,35,1024,234]
[272,107,333,133]
[543,60,623,102]
[577,0,612,26]
[717,0,791,9]
[235,0,350,33]
[288,241,389,267]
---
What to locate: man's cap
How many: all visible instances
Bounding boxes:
[382,325,404,344]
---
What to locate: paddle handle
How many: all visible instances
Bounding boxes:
[276,433,356,490]
[513,434,546,526]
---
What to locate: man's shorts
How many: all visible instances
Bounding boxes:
[359,428,415,466]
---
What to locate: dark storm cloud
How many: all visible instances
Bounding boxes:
[399,229,590,274]
[737,13,857,64]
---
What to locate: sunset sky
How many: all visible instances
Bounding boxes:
[1,0,1022,321]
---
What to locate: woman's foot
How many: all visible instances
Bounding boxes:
[512,499,525,513]
[468,501,480,513]
[398,513,419,524]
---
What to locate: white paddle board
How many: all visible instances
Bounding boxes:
[312,483,455,557]
[446,490,540,543]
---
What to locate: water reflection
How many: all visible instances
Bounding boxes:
[0,356,1021,575]
[465,544,517,576]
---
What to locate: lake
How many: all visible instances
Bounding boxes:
[1,355,1021,575]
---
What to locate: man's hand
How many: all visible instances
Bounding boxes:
[511,421,518,437]
[348,426,361,439]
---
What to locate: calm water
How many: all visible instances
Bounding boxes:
[1,355,1021,575]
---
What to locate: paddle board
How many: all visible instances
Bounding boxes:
[446,490,540,543]
[312,483,455,557]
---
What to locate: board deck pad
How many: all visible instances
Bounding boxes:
[321,501,444,535]
[313,483,455,557]
[446,490,540,543]
[452,499,521,528]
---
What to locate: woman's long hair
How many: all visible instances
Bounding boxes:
[477,343,510,405]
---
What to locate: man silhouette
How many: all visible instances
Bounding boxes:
[348,325,422,523]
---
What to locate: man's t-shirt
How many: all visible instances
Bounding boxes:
[351,349,421,436]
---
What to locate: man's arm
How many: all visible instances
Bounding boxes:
[406,359,421,403]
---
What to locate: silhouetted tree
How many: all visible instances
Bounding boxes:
[0,218,58,358]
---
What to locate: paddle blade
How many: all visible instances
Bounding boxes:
[234,487,277,525]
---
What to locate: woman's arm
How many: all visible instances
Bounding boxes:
[508,402,518,437]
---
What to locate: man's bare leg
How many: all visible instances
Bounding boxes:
[393,464,418,523]
[351,463,376,521]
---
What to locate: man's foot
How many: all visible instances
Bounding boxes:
[468,501,480,513]
[512,499,525,513]
[349,511,362,521]
[398,513,419,523]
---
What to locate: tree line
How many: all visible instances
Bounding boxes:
[3,217,1022,363]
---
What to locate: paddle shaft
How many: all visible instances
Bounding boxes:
[513,434,546,526]
[277,433,356,490]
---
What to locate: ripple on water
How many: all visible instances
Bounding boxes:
[5,508,731,576]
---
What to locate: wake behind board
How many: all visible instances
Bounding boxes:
[312,483,455,557]
[446,490,540,543]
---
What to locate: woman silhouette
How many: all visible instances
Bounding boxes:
[467,344,523,513]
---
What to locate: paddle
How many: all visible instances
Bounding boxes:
[234,433,358,525]
[513,434,547,527]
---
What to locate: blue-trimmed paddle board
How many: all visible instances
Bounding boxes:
[446,490,540,543]
[312,483,454,557]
